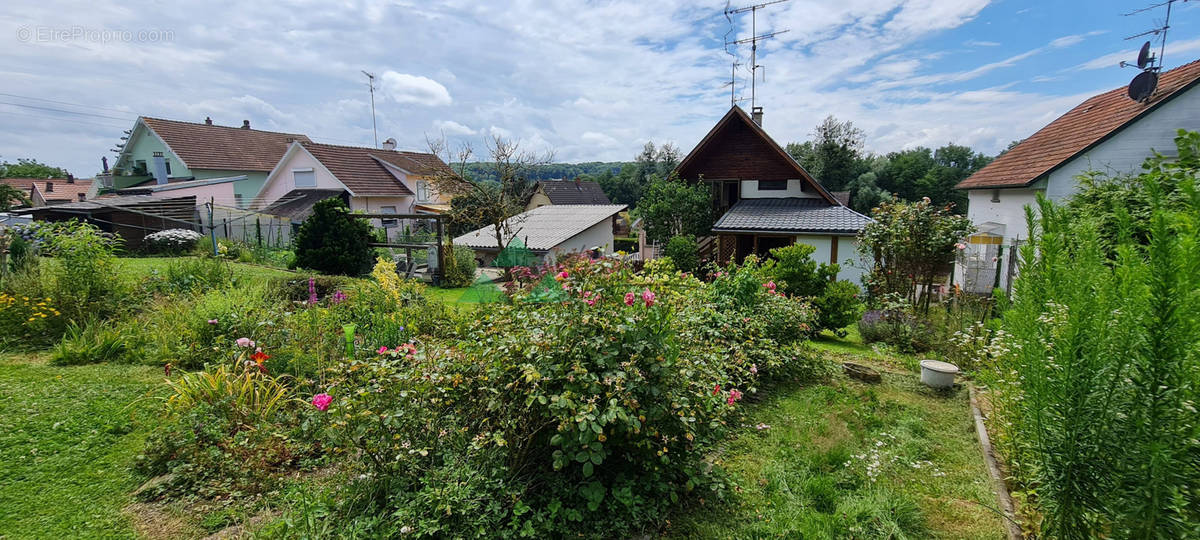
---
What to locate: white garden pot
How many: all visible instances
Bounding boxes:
[919,360,959,389]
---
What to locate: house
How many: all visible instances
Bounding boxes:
[525,178,612,211]
[110,116,311,206]
[251,140,454,238]
[454,204,626,265]
[954,59,1200,292]
[0,176,95,207]
[673,106,871,284]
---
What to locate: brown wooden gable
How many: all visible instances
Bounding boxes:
[674,106,837,204]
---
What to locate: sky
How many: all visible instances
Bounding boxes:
[2,0,1200,177]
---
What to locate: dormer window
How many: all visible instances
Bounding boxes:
[293,168,316,187]
[758,180,787,191]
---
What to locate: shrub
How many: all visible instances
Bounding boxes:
[267,275,356,303]
[440,244,478,288]
[814,280,863,337]
[768,243,836,297]
[0,291,65,349]
[978,161,1200,538]
[143,228,204,255]
[45,221,126,321]
[857,308,933,353]
[294,198,374,276]
[663,235,700,274]
[51,321,146,365]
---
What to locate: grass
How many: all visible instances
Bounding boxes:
[117,256,295,283]
[0,353,165,538]
[667,353,1003,538]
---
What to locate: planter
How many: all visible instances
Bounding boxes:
[919,360,959,389]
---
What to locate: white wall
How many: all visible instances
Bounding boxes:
[791,234,868,286]
[350,195,418,241]
[965,188,1040,243]
[255,146,346,208]
[545,217,615,263]
[1045,85,1200,200]
[739,179,820,199]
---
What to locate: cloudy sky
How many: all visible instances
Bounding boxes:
[2,0,1199,176]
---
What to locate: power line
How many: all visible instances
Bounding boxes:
[0,100,134,122]
[0,92,135,115]
[0,110,130,130]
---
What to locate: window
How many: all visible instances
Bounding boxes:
[416,180,430,202]
[293,168,316,187]
[164,160,172,175]
[758,179,788,191]
[234,193,244,208]
[991,189,1000,203]
[380,206,397,228]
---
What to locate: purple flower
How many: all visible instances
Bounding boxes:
[308,277,318,305]
[331,290,348,304]
[236,337,254,348]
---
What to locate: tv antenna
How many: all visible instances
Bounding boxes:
[1118,0,1188,101]
[724,0,790,109]
[721,61,748,107]
[362,70,378,148]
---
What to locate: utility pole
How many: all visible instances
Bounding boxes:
[362,71,378,148]
[206,198,218,257]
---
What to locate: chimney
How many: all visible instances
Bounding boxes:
[751,106,764,127]
[77,193,86,202]
[574,176,583,189]
[151,151,168,185]
[205,116,213,125]
[45,181,54,193]
[102,156,109,174]
[241,119,250,129]
[381,137,397,151]
[67,174,75,184]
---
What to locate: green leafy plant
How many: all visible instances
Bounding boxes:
[440,243,478,288]
[51,321,146,365]
[663,235,700,274]
[294,198,374,276]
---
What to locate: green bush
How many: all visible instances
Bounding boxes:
[142,257,234,295]
[613,236,638,253]
[768,243,836,297]
[978,155,1200,538]
[857,309,933,353]
[814,280,863,337]
[293,198,374,276]
[266,275,356,303]
[663,235,700,274]
[440,244,478,288]
[46,221,127,322]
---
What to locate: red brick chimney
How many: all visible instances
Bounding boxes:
[67,174,75,184]
[45,181,54,193]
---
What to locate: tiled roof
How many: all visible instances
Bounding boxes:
[261,189,345,221]
[830,191,851,206]
[141,117,311,172]
[713,198,872,234]
[454,204,626,251]
[301,142,453,196]
[1,177,93,203]
[958,59,1200,189]
[538,179,612,205]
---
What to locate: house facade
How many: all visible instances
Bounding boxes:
[955,59,1200,292]
[674,106,871,284]
[454,204,626,265]
[111,116,311,204]
[252,141,453,238]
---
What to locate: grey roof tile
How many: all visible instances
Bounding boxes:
[454,204,626,251]
[713,198,871,234]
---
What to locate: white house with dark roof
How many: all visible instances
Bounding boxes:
[252,140,453,238]
[454,204,626,265]
[955,59,1200,292]
[673,106,871,284]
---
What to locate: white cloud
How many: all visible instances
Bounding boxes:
[1072,37,1200,72]
[965,40,1001,47]
[581,131,619,147]
[380,72,451,106]
[432,119,475,136]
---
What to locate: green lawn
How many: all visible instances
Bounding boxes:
[667,354,1003,538]
[116,256,296,282]
[0,353,165,538]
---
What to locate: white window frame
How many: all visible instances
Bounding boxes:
[380,205,397,227]
[293,168,316,188]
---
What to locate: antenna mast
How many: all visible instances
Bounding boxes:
[724,0,790,109]
[1121,0,1188,68]
[362,70,378,148]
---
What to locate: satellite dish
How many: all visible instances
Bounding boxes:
[1128,70,1159,102]
[1137,41,1154,69]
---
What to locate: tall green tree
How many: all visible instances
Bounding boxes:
[0,158,67,179]
[639,174,713,244]
[294,197,374,276]
[786,116,870,192]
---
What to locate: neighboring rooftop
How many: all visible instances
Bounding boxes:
[537,179,612,205]
[958,59,1200,189]
[260,188,346,221]
[140,116,312,172]
[712,198,872,234]
[1,177,93,203]
[454,204,626,251]
[300,141,453,197]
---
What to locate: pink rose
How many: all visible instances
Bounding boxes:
[641,289,656,308]
[750,364,758,375]
[235,337,253,348]
[624,292,636,306]
[377,346,389,354]
[764,281,776,291]
[311,393,332,411]
[727,388,743,405]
